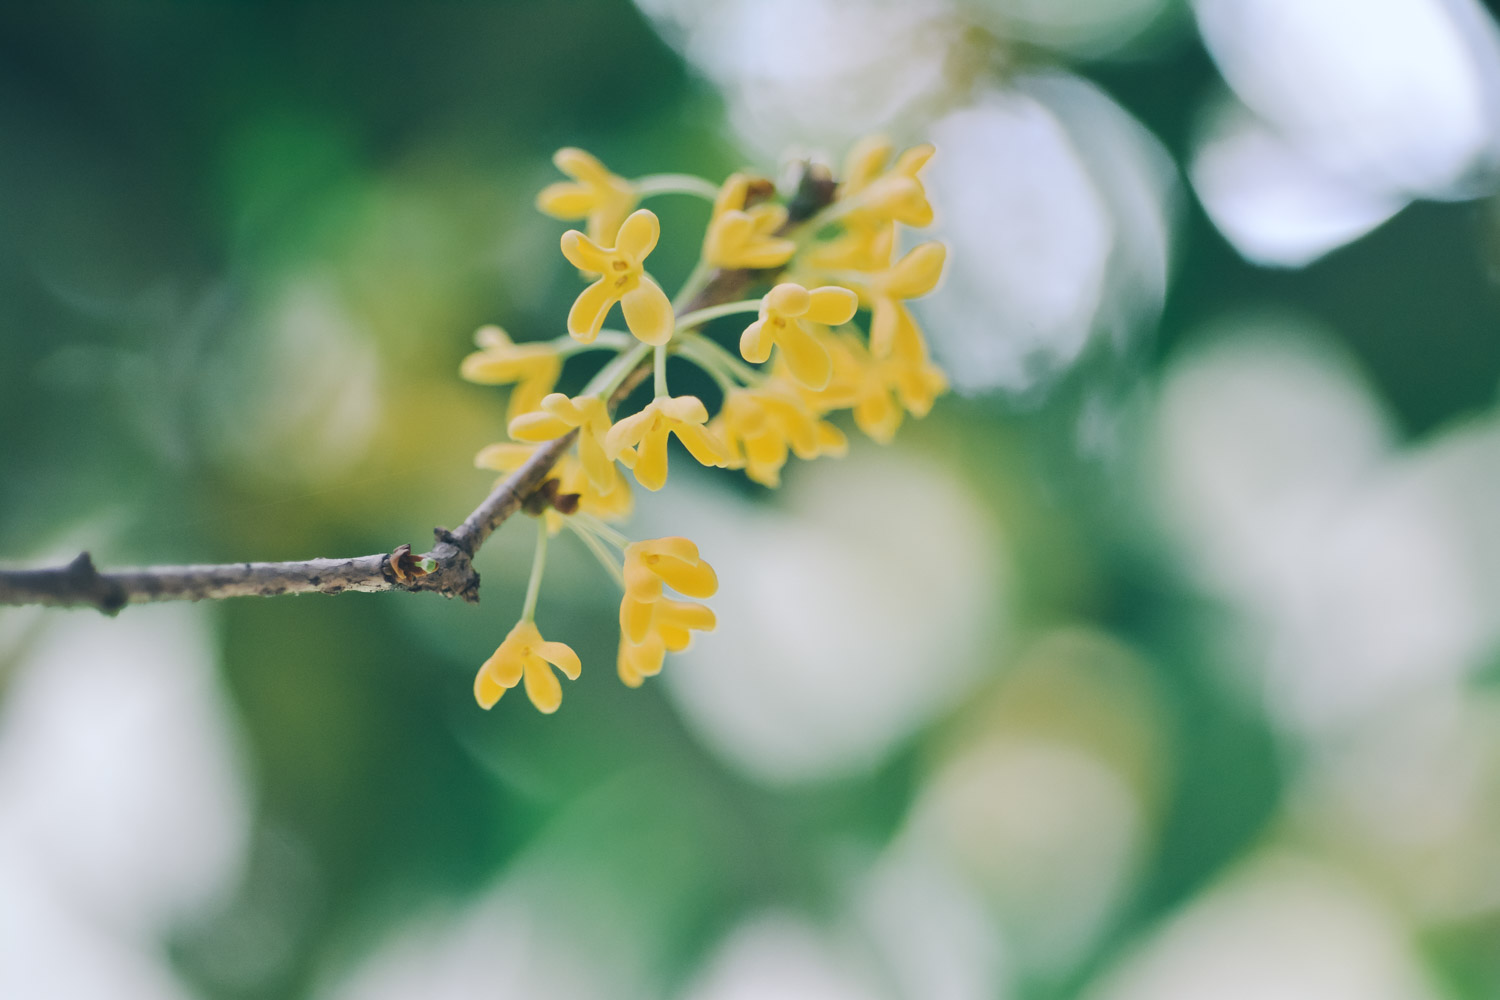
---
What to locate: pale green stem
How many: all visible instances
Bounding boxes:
[633,173,721,200]
[675,340,739,395]
[565,519,625,589]
[654,345,669,398]
[680,331,763,385]
[576,512,630,550]
[559,330,633,354]
[675,299,763,331]
[520,517,548,623]
[583,341,653,399]
[672,258,715,313]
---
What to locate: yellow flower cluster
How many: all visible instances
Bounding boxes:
[459,135,948,713]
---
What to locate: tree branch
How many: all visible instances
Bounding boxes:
[0,163,835,615]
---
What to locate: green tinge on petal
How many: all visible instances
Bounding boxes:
[567,279,618,344]
[523,656,563,714]
[621,278,674,346]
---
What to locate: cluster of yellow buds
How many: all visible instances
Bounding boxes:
[462,138,948,713]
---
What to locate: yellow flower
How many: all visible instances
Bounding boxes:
[712,381,847,487]
[475,442,632,531]
[703,173,796,270]
[474,619,582,713]
[798,330,947,443]
[739,283,859,391]
[560,208,675,346]
[838,136,935,228]
[617,599,717,687]
[536,147,638,247]
[604,395,729,491]
[459,326,562,422]
[864,241,946,360]
[508,392,615,494]
[616,537,718,687]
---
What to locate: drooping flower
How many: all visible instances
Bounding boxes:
[536,147,638,247]
[796,329,947,443]
[616,537,718,687]
[475,442,631,532]
[617,599,717,687]
[703,173,796,270]
[739,283,859,390]
[508,392,615,493]
[459,326,562,422]
[474,619,582,713]
[712,381,847,487]
[863,241,946,360]
[604,395,729,491]
[561,208,675,346]
[838,136,936,229]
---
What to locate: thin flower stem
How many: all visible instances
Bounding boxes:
[675,299,763,331]
[583,341,654,399]
[633,173,721,200]
[654,345,668,398]
[520,517,548,622]
[672,259,715,313]
[675,340,739,395]
[680,331,763,385]
[558,330,633,355]
[565,519,625,589]
[576,512,630,550]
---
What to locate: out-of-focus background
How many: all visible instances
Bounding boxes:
[5,1,1500,997]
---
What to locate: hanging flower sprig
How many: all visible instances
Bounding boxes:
[462,136,950,713]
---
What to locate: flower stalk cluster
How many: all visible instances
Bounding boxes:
[462,139,949,712]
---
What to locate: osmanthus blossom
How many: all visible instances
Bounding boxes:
[458,134,951,713]
[535,146,638,247]
[561,209,675,346]
[738,283,859,390]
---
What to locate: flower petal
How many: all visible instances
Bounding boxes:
[739,320,773,364]
[554,147,611,184]
[616,208,660,259]
[806,286,859,326]
[883,242,946,299]
[522,656,563,714]
[560,229,612,273]
[634,423,670,491]
[536,181,594,219]
[536,640,582,680]
[672,422,730,469]
[621,277,674,346]
[604,408,652,459]
[474,442,536,471]
[509,410,574,442]
[567,278,617,344]
[777,321,833,391]
[474,669,507,710]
